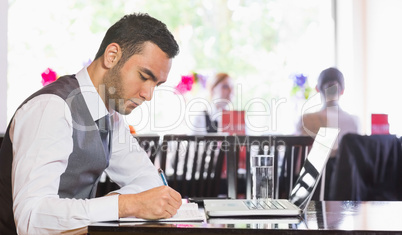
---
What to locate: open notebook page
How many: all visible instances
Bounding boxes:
[119,202,205,222]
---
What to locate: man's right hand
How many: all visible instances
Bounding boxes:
[118,186,182,219]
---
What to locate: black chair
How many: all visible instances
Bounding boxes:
[226,135,314,199]
[133,134,162,168]
[96,134,161,196]
[160,135,228,198]
[0,134,3,148]
[329,133,402,201]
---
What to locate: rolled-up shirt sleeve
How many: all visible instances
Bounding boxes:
[10,94,119,234]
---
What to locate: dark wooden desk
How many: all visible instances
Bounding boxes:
[88,201,402,234]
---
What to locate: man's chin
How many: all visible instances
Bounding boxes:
[115,107,135,115]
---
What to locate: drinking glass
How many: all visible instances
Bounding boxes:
[250,154,274,200]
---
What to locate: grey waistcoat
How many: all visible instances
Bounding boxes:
[0,75,109,234]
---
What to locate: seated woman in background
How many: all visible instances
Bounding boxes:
[295,67,361,198]
[190,73,234,134]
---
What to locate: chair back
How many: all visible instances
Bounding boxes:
[329,133,402,200]
[133,134,162,168]
[160,135,228,198]
[226,135,314,199]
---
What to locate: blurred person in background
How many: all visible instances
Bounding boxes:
[295,67,361,198]
[189,72,234,134]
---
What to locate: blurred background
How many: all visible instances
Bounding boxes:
[1,0,401,135]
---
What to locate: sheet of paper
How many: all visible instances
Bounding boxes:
[119,202,205,222]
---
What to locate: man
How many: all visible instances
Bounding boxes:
[295,67,360,198]
[0,13,182,234]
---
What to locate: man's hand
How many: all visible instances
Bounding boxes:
[118,186,182,219]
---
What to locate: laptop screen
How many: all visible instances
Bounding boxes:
[289,128,339,211]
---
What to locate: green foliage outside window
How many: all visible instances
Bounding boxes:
[8,0,333,134]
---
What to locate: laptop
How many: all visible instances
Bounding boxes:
[204,127,339,217]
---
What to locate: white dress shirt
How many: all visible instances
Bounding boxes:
[9,67,163,234]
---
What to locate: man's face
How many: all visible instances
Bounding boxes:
[103,42,172,115]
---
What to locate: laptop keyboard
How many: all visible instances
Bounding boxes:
[243,200,286,210]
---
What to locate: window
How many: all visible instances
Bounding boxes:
[7,0,334,135]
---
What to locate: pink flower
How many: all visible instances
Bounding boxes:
[41,68,58,86]
[175,74,194,94]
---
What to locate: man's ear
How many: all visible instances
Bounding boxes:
[315,85,319,92]
[104,43,122,69]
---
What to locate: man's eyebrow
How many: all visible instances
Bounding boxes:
[139,67,158,83]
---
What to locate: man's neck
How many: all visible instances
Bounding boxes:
[322,100,340,109]
[87,60,106,90]
[86,60,109,110]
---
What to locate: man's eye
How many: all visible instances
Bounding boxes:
[139,73,147,81]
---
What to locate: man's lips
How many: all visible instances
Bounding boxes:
[129,99,141,108]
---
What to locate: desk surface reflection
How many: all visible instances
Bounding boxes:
[88,201,402,234]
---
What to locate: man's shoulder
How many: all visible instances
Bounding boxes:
[338,109,359,121]
[34,74,79,99]
[302,111,323,120]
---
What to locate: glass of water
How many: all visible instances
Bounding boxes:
[250,154,274,200]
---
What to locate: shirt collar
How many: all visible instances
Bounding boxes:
[75,67,110,121]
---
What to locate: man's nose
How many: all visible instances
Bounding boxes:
[139,86,155,101]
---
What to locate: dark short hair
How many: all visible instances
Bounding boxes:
[94,13,179,64]
[317,67,345,92]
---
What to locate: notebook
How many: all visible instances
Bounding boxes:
[204,127,339,217]
[119,202,205,222]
